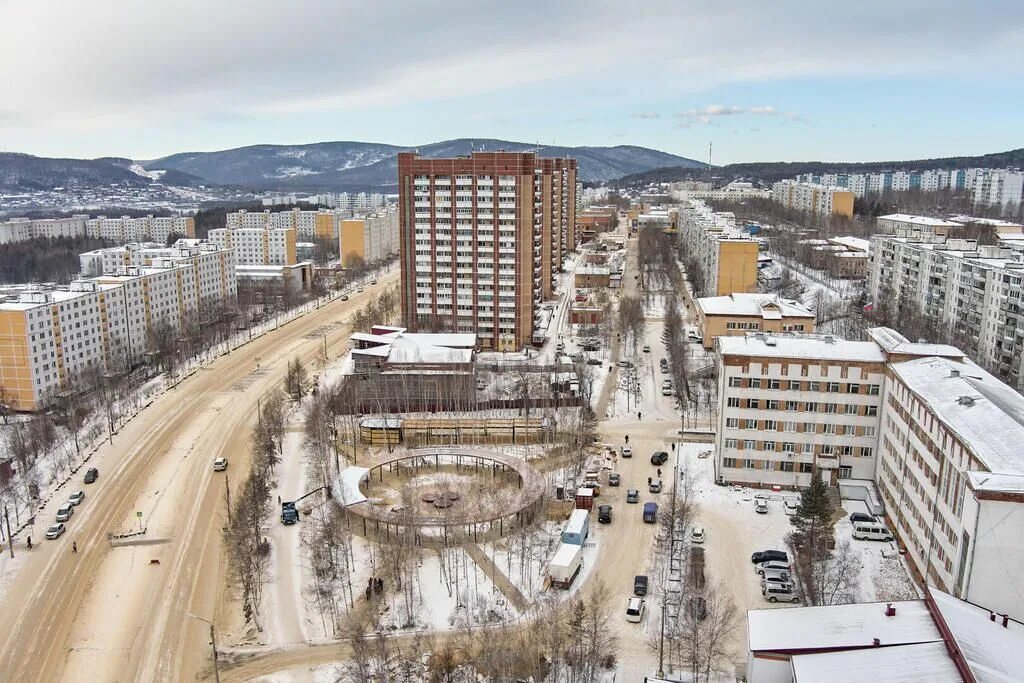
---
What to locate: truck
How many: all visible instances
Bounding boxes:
[548,542,583,589]
[643,501,658,523]
[575,487,594,510]
[561,508,590,545]
[281,501,299,525]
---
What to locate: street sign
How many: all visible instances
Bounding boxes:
[136,511,143,518]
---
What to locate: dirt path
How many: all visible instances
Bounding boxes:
[464,543,530,612]
[0,273,398,683]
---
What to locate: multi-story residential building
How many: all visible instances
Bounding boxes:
[771,180,854,219]
[84,215,196,243]
[867,234,1024,389]
[208,227,298,266]
[678,200,760,297]
[875,344,1024,618]
[696,293,815,350]
[0,249,237,412]
[795,169,986,199]
[396,151,577,351]
[714,326,1024,620]
[0,215,92,244]
[714,333,888,488]
[876,213,963,239]
[339,209,400,267]
[973,169,1024,209]
[226,208,343,241]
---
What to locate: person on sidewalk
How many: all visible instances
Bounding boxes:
[72,541,78,554]
[26,536,31,550]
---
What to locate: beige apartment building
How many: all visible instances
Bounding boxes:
[226,208,343,241]
[771,180,854,219]
[678,200,760,297]
[696,293,815,349]
[208,227,298,266]
[339,210,400,267]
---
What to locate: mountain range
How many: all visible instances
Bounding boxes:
[0,140,704,194]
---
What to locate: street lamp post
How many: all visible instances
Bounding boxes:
[188,612,221,683]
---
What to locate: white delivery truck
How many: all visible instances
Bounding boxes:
[548,542,583,589]
[561,508,590,545]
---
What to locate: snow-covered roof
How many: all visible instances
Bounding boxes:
[878,214,963,228]
[949,215,1024,231]
[350,329,476,365]
[697,293,814,319]
[747,599,938,652]
[789,642,959,682]
[967,472,1024,495]
[888,356,1024,477]
[336,466,369,506]
[867,327,963,360]
[829,236,871,253]
[931,587,1024,682]
[717,333,885,363]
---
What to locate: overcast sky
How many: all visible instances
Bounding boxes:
[1,0,1022,164]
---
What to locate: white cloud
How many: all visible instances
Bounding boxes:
[633,112,661,119]
[0,0,1021,151]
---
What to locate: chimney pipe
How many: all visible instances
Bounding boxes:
[991,612,997,622]
[1003,614,1010,628]
[872,638,881,647]
[885,603,896,617]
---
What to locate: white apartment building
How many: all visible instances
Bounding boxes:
[339,209,399,266]
[678,201,760,297]
[0,250,236,411]
[0,215,90,244]
[84,215,195,243]
[876,351,1024,619]
[771,180,854,218]
[715,333,887,488]
[208,227,297,266]
[972,169,1024,209]
[226,208,342,241]
[867,235,1024,389]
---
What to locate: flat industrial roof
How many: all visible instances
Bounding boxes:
[879,214,963,227]
[698,293,814,319]
[789,642,959,682]
[717,334,886,363]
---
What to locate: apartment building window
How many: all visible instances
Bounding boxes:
[827,382,841,392]
[868,384,881,395]
[780,461,795,472]
[843,425,856,436]
[847,383,861,394]
[766,400,779,410]
[788,380,801,390]
[764,420,777,431]
[744,440,755,450]
[809,381,820,391]
[840,445,853,456]
[866,406,878,416]
[860,447,874,457]
[803,443,814,454]
[805,402,818,412]
[744,419,757,429]
[723,458,737,468]
[744,458,757,469]
[728,376,742,389]
[786,400,798,411]
[824,403,838,414]
[750,378,761,389]
[864,426,876,437]
[784,421,796,432]
[727,397,740,408]
[781,441,795,452]
[845,403,858,415]
[726,418,739,428]
[767,379,781,390]
[724,438,737,448]
[764,440,776,451]
[824,424,838,435]
[747,399,760,409]
[800,463,814,473]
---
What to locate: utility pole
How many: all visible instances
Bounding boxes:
[224,474,232,525]
[188,613,220,683]
[4,507,12,558]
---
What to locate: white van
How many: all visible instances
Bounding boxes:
[852,521,893,541]
[763,584,799,603]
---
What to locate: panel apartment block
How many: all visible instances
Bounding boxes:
[397,151,576,351]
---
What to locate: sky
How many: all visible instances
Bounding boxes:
[1,0,1023,165]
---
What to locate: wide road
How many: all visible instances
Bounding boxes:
[0,270,398,683]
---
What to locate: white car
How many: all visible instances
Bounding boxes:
[620,445,633,458]
[626,597,646,623]
[56,503,74,522]
[213,457,228,471]
[46,523,66,540]
[756,560,791,576]
[784,500,799,515]
[68,490,85,506]
[755,498,769,514]
[690,526,705,544]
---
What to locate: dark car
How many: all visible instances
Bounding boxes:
[598,504,612,524]
[849,512,876,525]
[650,451,669,466]
[626,489,639,504]
[84,467,99,484]
[751,550,789,564]
[688,596,707,621]
[634,575,649,596]
[587,357,603,366]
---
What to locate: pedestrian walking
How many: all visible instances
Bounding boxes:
[648,477,652,486]
[638,411,642,420]
[657,468,662,478]
[26,536,31,550]
[72,541,78,554]
[625,435,630,444]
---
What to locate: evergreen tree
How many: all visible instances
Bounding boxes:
[790,470,834,556]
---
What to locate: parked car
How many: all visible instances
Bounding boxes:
[626,597,646,623]
[755,560,791,577]
[598,504,613,524]
[760,567,792,584]
[556,341,565,352]
[608,472,621,487]
[642,344,650,353]
[45,523,66,540]
[357,287,364,293]
[213,457,228,471]
[616,360,634,368]
[784,500,799,515]
[648,479,662,493]
[763,584,800,603]
[56,503,74,522]
[660,364,670,374]
[370,279,378,285]
[68,490,85,506]
[755,498,769,514]
[661,382,673,396]
[691,526,705,544]
[688,596,708,621]
[849,512,877,525]
[626,489,640,504]
[620,445,632,458]
[587,357,602,366]
[643,501,658,523]
[650,451,669,466]
[751,550,788,564]
[634,574,649,596]
[341,294,349,301]
[84,468,99,484]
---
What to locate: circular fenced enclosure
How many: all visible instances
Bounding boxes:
[342,447,547,545]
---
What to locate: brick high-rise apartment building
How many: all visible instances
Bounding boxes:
[397,151,576,351]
